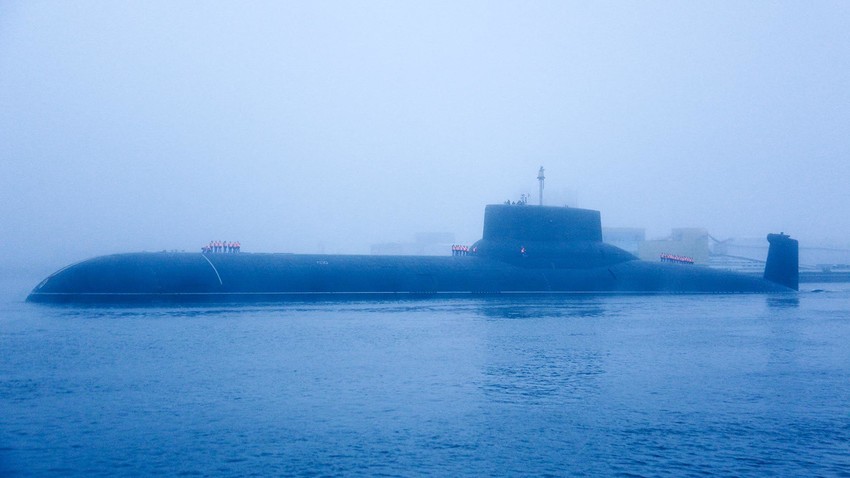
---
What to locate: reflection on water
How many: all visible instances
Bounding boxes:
[767,296,800,309]
[476,295,608,320]
[473,297,608,405]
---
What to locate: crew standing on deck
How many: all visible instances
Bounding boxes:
[452,245,472,256]
[202,239,244,253]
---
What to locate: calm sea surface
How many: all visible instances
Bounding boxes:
[2,275,849,477]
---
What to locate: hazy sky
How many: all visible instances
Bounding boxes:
[2,1,849,272]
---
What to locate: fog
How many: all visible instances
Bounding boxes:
[2,1,849,274]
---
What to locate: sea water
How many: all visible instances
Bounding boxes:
[2,276,849,477]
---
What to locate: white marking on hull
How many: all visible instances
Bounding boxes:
[200,255,223,285]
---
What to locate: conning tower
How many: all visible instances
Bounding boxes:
[472,204,635,268]
[483,204,602,242]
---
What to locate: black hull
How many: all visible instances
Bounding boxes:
[27,204,798,304]
[27,251,792,304]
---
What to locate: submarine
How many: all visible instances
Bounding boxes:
[27,202,798,304]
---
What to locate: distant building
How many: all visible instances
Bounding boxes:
[602,228,645,255]
[611,224,850,273]
[638,228,710,264]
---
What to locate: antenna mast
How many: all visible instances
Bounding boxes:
[537,166,545,206]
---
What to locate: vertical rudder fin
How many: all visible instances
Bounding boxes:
[764,233,798,291]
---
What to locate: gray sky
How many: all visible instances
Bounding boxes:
[2,1,849,272]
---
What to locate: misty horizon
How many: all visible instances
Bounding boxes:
[2,2,849,273]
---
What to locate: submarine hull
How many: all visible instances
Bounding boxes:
[27,204,798,304]
[27,251,791,304]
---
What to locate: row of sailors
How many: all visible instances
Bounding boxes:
[203,240,241,254]
[660,253,694,264]
[452,244,472,256]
